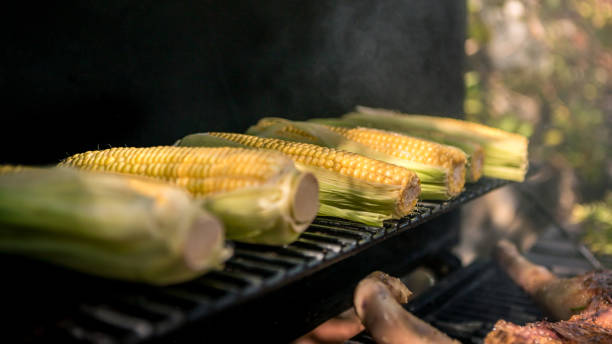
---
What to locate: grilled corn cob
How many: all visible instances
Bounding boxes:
[341,106,528,181]
[60,146,319,245]
[248,118,466,199]
[0,166,231,285]
[307,117,485,182]
[177,133,421,226]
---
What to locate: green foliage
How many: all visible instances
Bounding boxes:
[576,192,612,254]
[465,0,611,202]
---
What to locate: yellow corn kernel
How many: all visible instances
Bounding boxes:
[60,146,294,197]
[207,133,414,186]
[323,126,467,195]
[206,132,420,215]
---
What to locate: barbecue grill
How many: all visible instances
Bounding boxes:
[2,1,599,343]
[5,178,501,343]
[5,174,599,343]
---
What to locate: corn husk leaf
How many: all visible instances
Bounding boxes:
[0,167,232,285]
[201,169,318,245]
[169,137,320,238]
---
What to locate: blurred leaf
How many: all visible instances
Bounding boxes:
[499,116,519,133]
[518,122,534,137]
[544,128,564,146]
[595,24,612,48]
[467,15,491,44]
[467,0,611,204]
[465,71,480,88]
[576,1,593,19]
[583,83,597,100]
[546,0,561,9]
[464,99,483,115]
[553,105,570,126]
[576,193,612,254]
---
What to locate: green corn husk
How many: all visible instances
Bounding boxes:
[59,146,319,246]
[176,133,420,226]
[0,167,232,285]
[201,169,319,245]
[338,106,529,182]
[246,117,460,200]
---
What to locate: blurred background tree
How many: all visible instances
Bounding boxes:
[464,0,611,251]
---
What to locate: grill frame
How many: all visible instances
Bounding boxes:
[4,177,509,343]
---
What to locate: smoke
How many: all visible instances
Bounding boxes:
[1,1,466,163]
[238,0,467,120]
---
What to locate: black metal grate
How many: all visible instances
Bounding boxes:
[6,178,509,343]
[350,261,545,344]
[418,262,544,343]
[349,206,599,344]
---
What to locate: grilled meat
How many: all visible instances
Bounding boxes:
[485,240,612,343]
[297,240,612,344]
[496,240,612,321]
[485,308,612,343]
[293,308,364,344]
[353,271,459,344]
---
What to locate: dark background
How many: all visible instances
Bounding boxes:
[0,0,466,165]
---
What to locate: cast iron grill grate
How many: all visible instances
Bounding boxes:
[350,261,545,344]
[9,178,509,343]
[419,263,544,343]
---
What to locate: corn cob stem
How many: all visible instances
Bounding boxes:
[0,167,231,285]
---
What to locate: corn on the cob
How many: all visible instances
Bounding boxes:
[60,146,319,245]
[0,166,231,285]
[248,118,466,199]
[342,106,528,181]
[307,117,485,183]
[177,132,421,226]
[61,146,295,196]
[329,126,466,195]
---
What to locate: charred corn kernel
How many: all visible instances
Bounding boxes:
[60,146,295,197]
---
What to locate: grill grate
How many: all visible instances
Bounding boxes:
[350,208,598,344]
[350,261,545,344]
[6,178,509,343]
[420,263,544,343]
